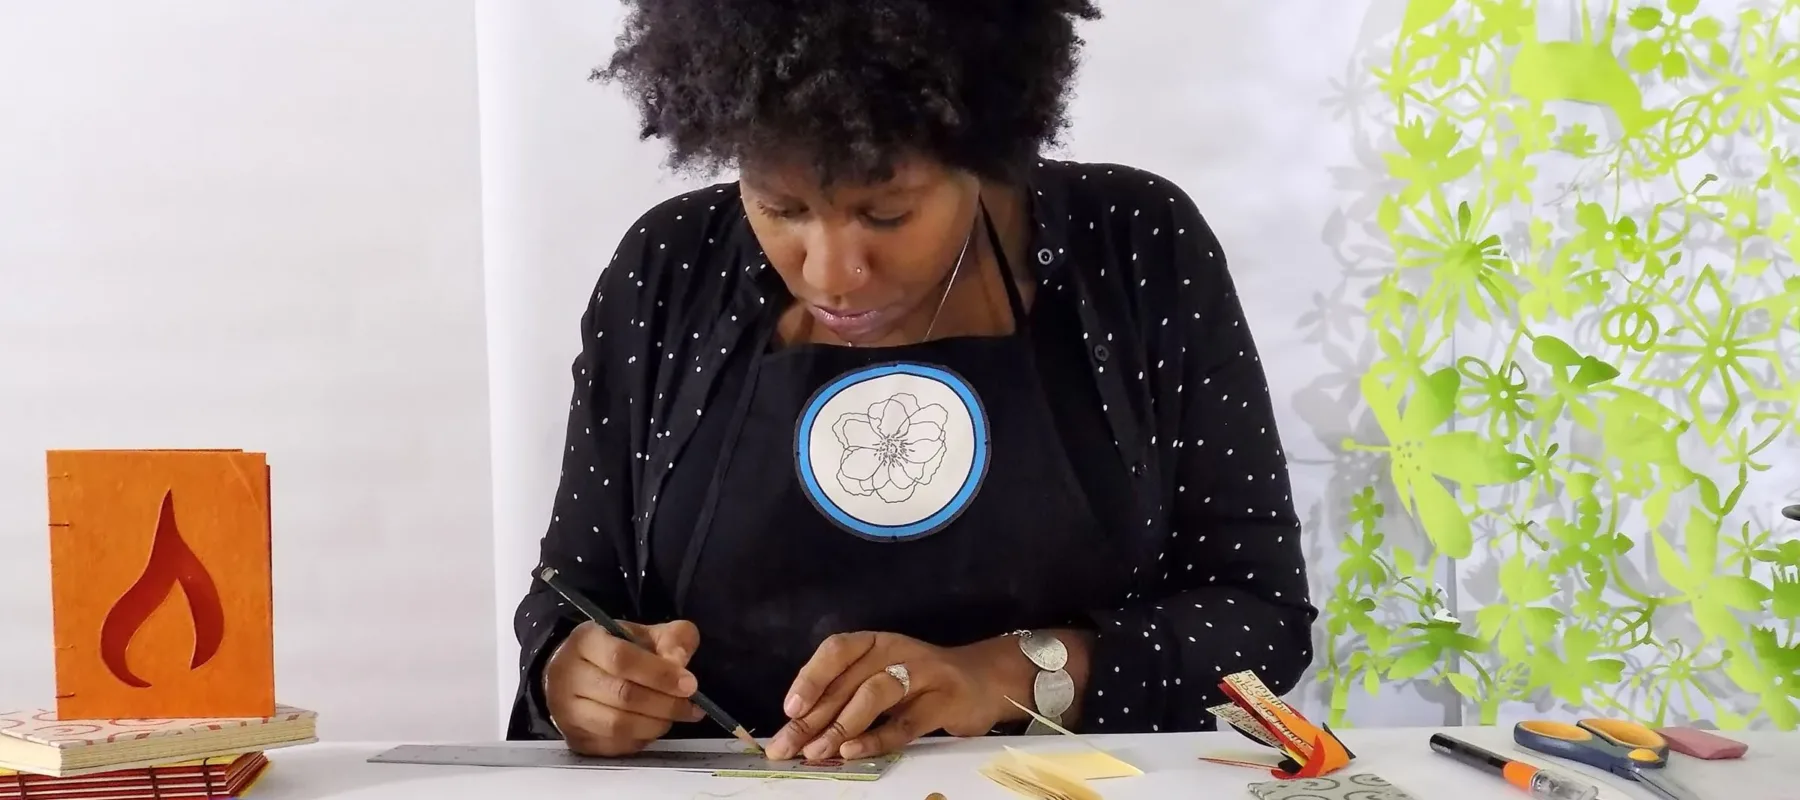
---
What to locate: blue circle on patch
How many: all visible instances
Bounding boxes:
[794,362,990,542]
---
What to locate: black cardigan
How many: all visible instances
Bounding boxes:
[507,158,1318,739]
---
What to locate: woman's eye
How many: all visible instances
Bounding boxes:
[757,201,804,220]
[864,211,910,228]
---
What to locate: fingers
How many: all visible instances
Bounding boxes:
[568,621,698,699]
[555,695,673,755]
[767,634,882,760]
[841,705,934,759]
[545,620,709,753]
[769,638,906,760]
[797,667,909,760]
[784,632,878,719]
[645,619,701,667]
[568,657,707,724]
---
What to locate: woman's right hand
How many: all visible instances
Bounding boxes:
[544,619,706,756]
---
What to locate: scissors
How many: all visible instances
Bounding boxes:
[1514,719,1700,800]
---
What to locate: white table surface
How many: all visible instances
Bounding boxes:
[246,726,1797,799]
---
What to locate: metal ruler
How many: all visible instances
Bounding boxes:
[366,744,901,781]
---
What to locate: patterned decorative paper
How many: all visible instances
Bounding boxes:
[45,449,274,719]
[1306,0,1800,731]
[1202,671,1352,778]
[1246,772,1420,800]
[0,707,312,750]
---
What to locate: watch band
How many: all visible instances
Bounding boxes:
[1011,630,1074,733]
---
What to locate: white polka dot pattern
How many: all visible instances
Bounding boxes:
[502,160,1317,741]
[1077,174,1313,733]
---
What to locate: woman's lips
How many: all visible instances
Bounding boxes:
[809,303,900,343]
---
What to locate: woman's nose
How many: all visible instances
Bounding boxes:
[800,229,871,298]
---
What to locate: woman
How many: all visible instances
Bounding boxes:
[509,0,1317,762]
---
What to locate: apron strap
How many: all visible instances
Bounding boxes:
[674,315,776,615]
[978,199,1031,331]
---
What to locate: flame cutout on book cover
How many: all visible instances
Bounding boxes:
[98,490,226,687]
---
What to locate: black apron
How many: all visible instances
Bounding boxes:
[656,208,1130,738]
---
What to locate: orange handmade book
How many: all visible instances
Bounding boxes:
[46,450,275,720]
[0,752,270,799]
[0,707,314,779]
[1198,671,1353,779]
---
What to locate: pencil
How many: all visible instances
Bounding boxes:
[536,567,764,755]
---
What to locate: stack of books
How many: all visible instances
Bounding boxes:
[0,706,315,799]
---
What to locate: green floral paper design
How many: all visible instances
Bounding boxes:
[1312,0,1800,729]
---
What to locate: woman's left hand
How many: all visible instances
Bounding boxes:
[764,631,1028,761]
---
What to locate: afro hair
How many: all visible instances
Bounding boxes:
[593,0,1103,186]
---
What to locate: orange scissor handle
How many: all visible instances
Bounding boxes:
[1516,719,1667,780]
[1578,718,1667,765]
[1518,720,1592,742]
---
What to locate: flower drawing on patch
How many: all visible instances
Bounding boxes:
[832,393,950,503]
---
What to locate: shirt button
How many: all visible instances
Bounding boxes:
[1036,248,1055,265]
[1094,344,1110,362]
[1130,462,1145,477]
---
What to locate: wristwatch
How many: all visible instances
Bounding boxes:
[1011,630,1074,733]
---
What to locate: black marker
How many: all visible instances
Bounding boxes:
[1429,733,1597,800]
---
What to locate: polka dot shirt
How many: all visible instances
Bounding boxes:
[505,159,1318,741]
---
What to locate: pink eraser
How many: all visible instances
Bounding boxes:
[1658,726,1747,759]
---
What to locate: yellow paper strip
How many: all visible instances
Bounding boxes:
[980,747,1104,800]
[999,696,1143,779]
[1199,749,1290,769]
[1003,696,1083,737]
[710,768,882,781]
[1035,750,1143,780]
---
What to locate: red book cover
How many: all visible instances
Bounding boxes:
[0,752,268,800]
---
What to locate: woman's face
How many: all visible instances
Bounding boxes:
[740,156,981,347]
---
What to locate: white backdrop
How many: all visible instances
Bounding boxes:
[472,0,710,728]
[0,1,497,740]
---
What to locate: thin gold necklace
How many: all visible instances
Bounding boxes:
[919,211,977,343]
[845,208,976,348]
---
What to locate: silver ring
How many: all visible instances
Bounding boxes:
[884,663,911,695]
